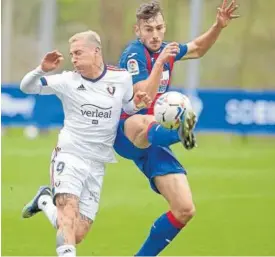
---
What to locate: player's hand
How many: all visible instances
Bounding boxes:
[134,91,152,110]
[216,0,240,28]
[157,42,180,64]
[41,50,64,72]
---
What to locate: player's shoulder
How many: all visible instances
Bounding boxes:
[120,39,146,61]
[105,65,131,82]
[106,65,127,72]
[46,70,80,86]
[54,71,88,95]
[58,70,80,79]
[122,39,145,53]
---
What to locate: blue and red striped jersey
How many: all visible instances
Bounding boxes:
[119,39,188,118]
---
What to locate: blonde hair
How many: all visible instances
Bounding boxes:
[69,30,101,48]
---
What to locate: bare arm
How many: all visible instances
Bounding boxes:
[183,24,223,60]
[133,60,163,99]
[182,0,239,60]
[134,42,180,100]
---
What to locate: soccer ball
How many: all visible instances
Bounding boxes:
[154,91,192,130]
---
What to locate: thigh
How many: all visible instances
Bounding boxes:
[50,149,89,203]
[142,145,186,193]
[124,114,156,148]
[55,193,80,231]
[154,173,194,209]
[78,161,105,221]
[114,119,146,160]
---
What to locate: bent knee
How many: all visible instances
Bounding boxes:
[124,115,155,148]
[55,194,79,228]
[172,204,196,223]
[124,115,147,136]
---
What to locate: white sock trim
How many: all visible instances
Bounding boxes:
[56,245,76,256]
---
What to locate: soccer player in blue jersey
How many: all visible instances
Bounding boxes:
[114,0,239,255]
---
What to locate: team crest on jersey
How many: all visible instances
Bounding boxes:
[127,59,139,75]
[106,84,116,95]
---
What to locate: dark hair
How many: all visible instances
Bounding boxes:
[136,1,163,22]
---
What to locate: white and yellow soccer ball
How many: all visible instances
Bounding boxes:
[154,91,192,130]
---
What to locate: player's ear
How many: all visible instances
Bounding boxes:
[95,47,101,54]
[134,24,140,38]
[163,23,167,34]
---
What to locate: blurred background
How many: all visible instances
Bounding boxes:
[1,0,275,256]
[2,0,275,88]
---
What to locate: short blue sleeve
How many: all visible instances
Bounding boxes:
[119,47,149,85]
[175,43,188,61]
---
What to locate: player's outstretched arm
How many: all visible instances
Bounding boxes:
[20,50,64,95]
[182,0,239,60]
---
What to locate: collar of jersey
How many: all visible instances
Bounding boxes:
[81,64,107,83]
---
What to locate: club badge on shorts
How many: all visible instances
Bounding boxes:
[127,59,139,75]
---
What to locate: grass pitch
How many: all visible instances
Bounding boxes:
[2,129,275,256]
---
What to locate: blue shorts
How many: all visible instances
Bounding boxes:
[114,119,186,193]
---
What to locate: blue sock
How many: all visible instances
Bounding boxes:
[147,122,180,146]
[135,211,185,256]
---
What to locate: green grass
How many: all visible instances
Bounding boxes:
[2,129,275,256]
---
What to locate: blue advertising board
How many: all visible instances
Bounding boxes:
[176,88,275,135]
[1,85,64,128]
[2,85,275,135]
